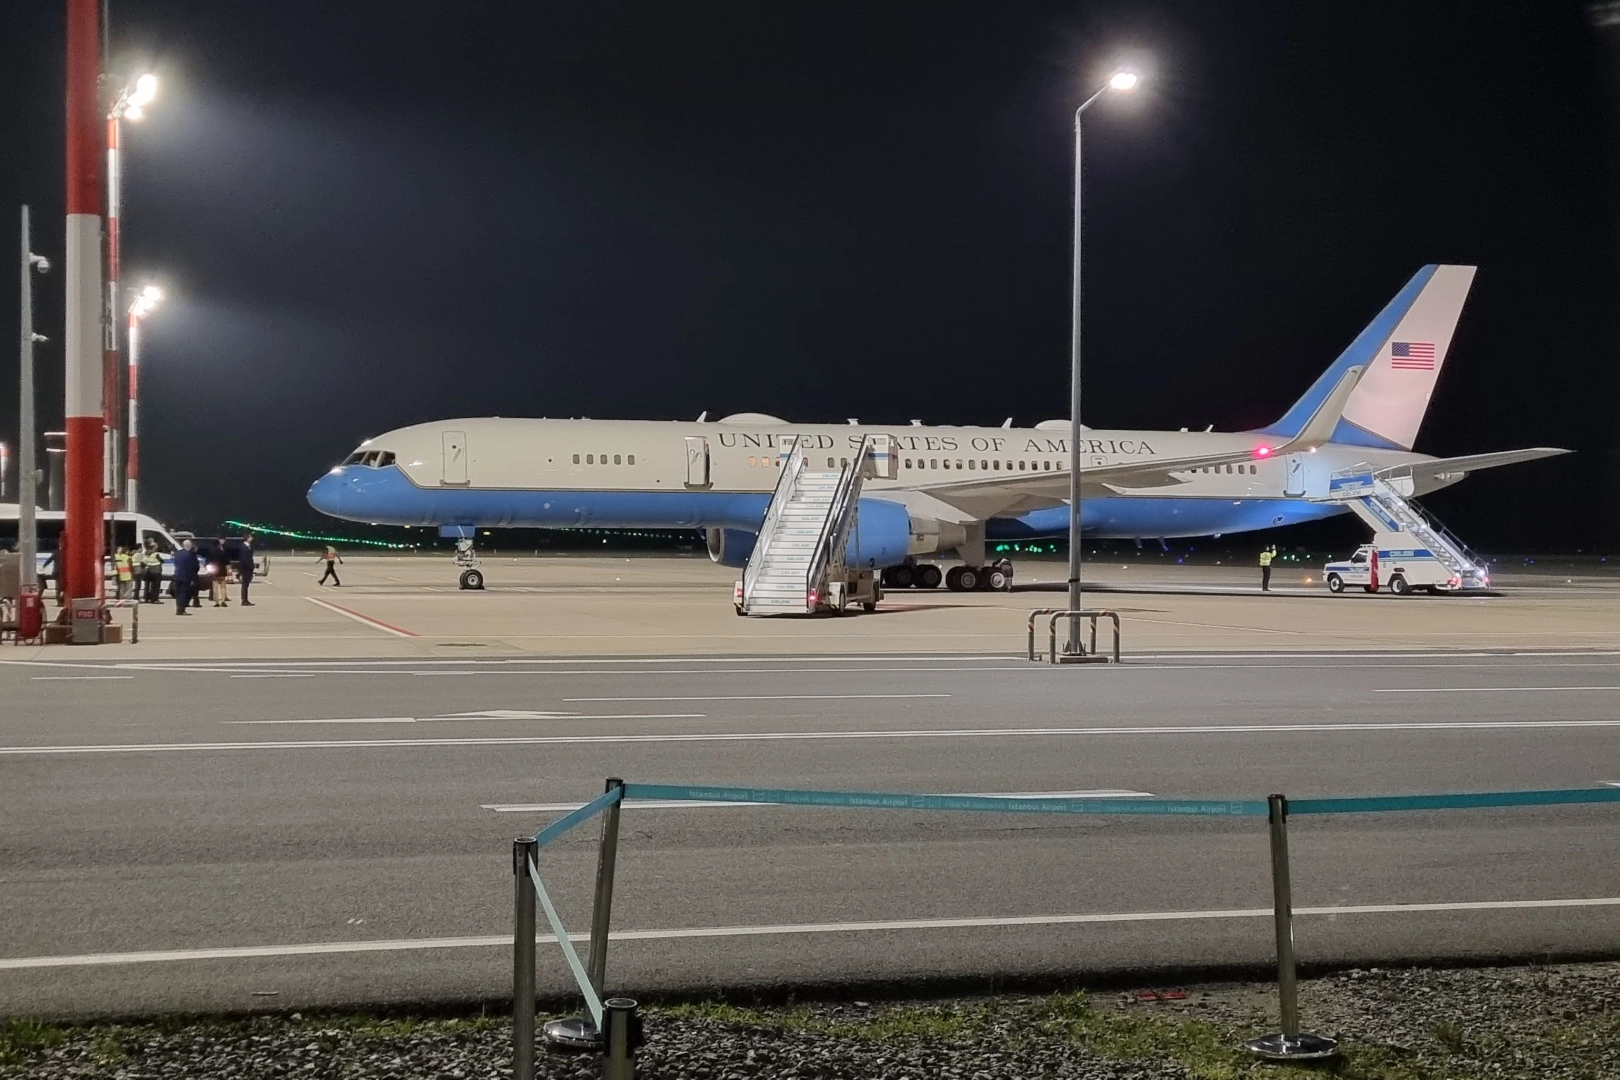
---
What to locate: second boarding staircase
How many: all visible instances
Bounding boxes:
[737,435,894,615]
[1321,465,1487,584]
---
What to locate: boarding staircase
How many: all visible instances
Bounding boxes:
[1321,465,1487,584]
[738,436,889,615]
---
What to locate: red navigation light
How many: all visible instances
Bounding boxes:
[1254,446,1273,458]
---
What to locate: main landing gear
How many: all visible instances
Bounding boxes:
[881,560,1013,593]
[879,564,943,590]
[454,538,485,590]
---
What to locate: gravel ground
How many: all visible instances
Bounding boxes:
[4,961,1618,1079]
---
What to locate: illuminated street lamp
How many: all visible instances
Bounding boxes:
[105,72,157,511]
[1064,67,1138,656]
[126,285,162,514]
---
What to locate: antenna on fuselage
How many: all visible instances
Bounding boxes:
[696,411,708,422]
[1001,418,1012,428]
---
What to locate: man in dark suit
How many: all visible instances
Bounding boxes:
[238,535,257,606]
[172,539,199,615]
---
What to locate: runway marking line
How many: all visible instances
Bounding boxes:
[6,896,1618,970]
[560,694,951,702]
[1377,686,1620,694]
[6,719,1620,755]
[30,676,135,681]
[222,713,706,726]
[482,789,1157,812]
[304,596,418,638]
[5,649,1618,674]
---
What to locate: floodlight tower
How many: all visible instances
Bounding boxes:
[125,284,161,514]
[105,71,156,510]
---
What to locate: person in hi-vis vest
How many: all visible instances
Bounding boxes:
[1259,545,1276,592]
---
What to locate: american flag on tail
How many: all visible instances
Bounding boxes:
[1390,341,1436,370]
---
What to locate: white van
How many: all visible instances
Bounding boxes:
[0,505,182,584]
[1324,532,1490,596]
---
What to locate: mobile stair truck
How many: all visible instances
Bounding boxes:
[734,434,897,616]
[1318,465,1490,596]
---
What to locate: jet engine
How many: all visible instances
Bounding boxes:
[705,528,757,568]
[707,499,933,570]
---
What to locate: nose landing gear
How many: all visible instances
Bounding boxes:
[454,538,485,590]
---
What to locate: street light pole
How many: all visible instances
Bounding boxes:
[125,285,160,514]
[19,206,45,585]
[105,73,155,512]
[1066,69,1138,654]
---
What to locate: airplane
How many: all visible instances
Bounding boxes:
[306,264,1567,591]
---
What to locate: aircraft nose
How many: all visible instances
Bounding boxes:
[306,470,347,516]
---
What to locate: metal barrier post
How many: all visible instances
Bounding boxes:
[587,777,625,994]
[513,837,538,1080]
[601,997,640,1080]
[1244,795,1337,1060]
[541,777,625,1052]
[1027,608,1061,660]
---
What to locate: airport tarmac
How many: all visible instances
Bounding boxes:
[12,552,1618,659]
[2,554,1618,1018]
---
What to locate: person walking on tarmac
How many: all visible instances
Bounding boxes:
[113,547,134,600]
[141,539,163,603]
[208,542,230,607]
[1259,545,1276,592]
[317,545,343,586]
[238,534,257,606]
[172,539,199,615]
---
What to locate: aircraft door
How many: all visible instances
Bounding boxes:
[1283,454,1306,497]
[442,430,469,485]
[684,436,710,488]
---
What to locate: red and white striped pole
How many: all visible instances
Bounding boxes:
[125,286,161,516]
[126,307,140,514]
[64,0,105,603]
[104,107,121,513]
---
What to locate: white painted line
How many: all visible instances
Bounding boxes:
[7,896,1619,970]
[230,674,316,680]
[10,649,1609,674]
[1377,686,1620,694]
[223,713,706,726]
[304,596,416,638]
[30,676,135,681]
[561,694,952,702]
[482,789,1157,813]
[7,718,1620,756]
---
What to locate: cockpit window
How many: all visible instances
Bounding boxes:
[343,452,365,466]
[377,452,396,467]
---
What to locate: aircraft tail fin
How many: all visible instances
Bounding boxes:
[1261,264,1477,451]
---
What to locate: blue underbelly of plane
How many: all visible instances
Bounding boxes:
[308,466,1345,540]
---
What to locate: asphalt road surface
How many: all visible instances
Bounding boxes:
[4,648,1620,1017]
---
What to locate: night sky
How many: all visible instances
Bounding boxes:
[1,2,1615,550]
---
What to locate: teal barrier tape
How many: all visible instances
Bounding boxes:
[1291,787,1620,816]
[623,783,1267,817]
[533,785,625,848]
[528,856,604,1030]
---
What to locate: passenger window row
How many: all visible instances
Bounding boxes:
[573,453,636,465]
[902,458,1060,472]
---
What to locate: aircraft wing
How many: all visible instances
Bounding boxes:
[912,366,1369,519]
[1386,447,1571,481]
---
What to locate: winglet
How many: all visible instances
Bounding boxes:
[1275,365,1365,453]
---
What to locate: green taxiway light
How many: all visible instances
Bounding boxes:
[224,520,415,550]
